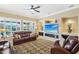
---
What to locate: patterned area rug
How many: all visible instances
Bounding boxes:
[12,36,54,54]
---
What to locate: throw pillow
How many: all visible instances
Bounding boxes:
[59,37,65,47]
[14,34,21,39]
[30,33,35,36]
[15,34,19,39]
[18,35,21,39]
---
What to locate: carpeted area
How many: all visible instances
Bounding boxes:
[12,36,54,54]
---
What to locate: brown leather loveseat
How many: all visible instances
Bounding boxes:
[51,36,79,54]
[13,31,38,45]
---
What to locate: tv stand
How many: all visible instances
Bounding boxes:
[39,32,59,39]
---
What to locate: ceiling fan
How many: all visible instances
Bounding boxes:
[30,5,40,13]
[25,5,40,13]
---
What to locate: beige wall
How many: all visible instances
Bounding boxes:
[35,20,43,32]
[0,12,38,21]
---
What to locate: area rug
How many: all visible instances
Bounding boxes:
[12,36,54,54]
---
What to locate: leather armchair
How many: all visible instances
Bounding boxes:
[51,36,79,54]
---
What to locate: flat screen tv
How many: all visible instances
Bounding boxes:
[45,23,59,33]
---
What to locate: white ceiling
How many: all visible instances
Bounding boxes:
[57,8,79,17]
[0,4,79,19]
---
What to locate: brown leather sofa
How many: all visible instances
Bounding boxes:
[51,36,79,54]
[13,31,38,45]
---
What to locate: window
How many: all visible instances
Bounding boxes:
[23,22,29,31]
[0,17,35,37]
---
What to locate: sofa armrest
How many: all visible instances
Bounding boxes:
[54,40,60,46]
[51,47,71,54]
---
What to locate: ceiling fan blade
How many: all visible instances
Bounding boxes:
[34,9,40,13]
[34,6,40,9]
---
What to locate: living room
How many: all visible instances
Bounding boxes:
[0,4,79,54]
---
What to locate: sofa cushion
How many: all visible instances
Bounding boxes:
[64,39,78,51]
[20,34,30,37]
[13,34,21,40]
[22,37,29,40]
[14,34,19,39]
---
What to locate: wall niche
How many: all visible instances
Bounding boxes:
[61,17,78,34]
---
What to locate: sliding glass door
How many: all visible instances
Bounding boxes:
[0,18,21,37]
